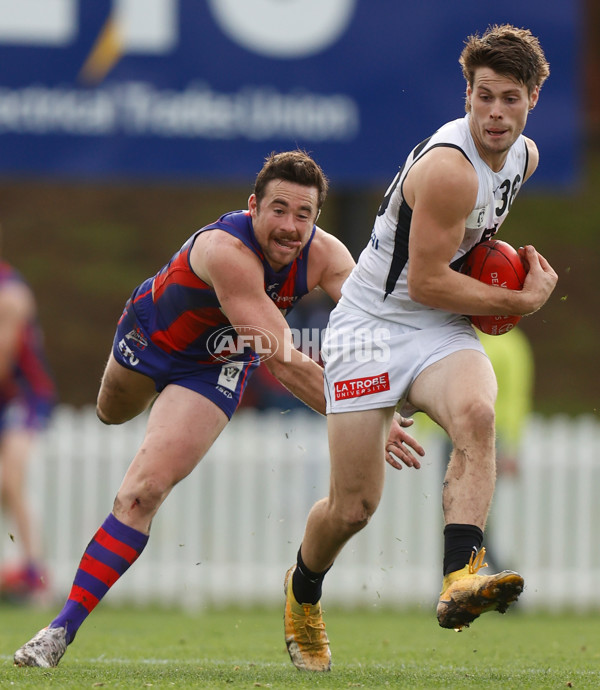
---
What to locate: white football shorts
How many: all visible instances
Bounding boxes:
[322,307,486,416]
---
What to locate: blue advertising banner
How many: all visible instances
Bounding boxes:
[0,0,580,187]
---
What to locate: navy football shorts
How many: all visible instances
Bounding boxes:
[112,301,259,419]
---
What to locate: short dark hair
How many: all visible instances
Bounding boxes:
[254,150,329,211]
[460,24,550,111]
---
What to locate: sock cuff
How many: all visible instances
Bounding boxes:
[443,523,484,543]
[442,523,485,575]
[102,513,149,552]
[297,546,331,580]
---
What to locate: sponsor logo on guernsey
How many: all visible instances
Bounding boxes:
[265,281,296,311]
[465,204,489,230]
[125,327,148,350]
[118,339,139,367]
[334,373,390,400]
[117,326,148,367]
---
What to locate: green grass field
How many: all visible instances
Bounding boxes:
[1,603,599,688]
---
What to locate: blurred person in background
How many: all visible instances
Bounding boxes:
[477,327,534,570]
[0,226,56,603]
[282,25,557,672]
[424,325,535,570]
[479,327,534,478]
[13,149,424,667]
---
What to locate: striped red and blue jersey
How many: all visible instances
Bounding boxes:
[126,210,316,364]
[0,261,56,405]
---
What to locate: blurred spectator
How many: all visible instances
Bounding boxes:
[0,230,56,603]
[477,327,535,571]
[479,327,534,477]
[420,326,534,570]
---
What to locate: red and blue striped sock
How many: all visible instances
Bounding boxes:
[50,513,148,644]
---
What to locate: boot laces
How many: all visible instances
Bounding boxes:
[468,547,489,575]
[293,605,327,644]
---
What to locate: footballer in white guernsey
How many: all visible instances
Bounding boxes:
[285,25,558,672]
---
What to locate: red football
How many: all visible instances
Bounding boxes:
[460,239,527,336]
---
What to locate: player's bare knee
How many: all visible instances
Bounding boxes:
[96,398,131,425]
[96,404,113,425]
[334,497,377,535]
[96,388,116,424]
[96,408,125,425]
[456,397,495,442]
[113,478,166,518]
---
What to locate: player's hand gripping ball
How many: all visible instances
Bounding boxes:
[460,239,526,336]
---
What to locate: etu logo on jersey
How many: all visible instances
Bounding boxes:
[117,326,149,366]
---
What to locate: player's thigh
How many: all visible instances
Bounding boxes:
[97,352,157,423]
[408,349,497,433]
[124,384,230,489]
[327,407,394,507]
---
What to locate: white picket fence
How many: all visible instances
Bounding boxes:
[2,405,599,612]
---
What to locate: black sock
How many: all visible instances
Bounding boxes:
[291,546,331,605]
[443,524,484,576]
